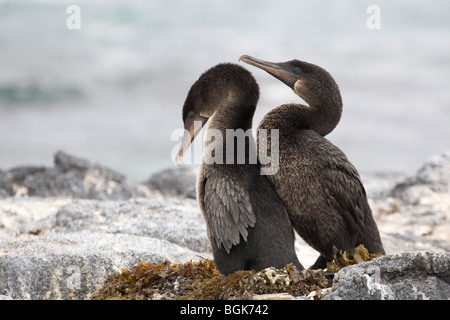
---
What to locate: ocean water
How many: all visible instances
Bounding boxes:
[0,0,449,180]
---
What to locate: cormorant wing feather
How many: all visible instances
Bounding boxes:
[202,173,256,253]
[320,162,370,233]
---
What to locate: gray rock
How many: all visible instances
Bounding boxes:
[390,150,450,201]
[1,150,450,300]
[370,151,450,253]
[0,197,212,300]
[415,151,450,193]
[360,171,406,200]
[0,232,207,299]
[324,251,450,300]
[52,198,210,253]
[143,166,198,198]
[0,197,211,253]
[0,151,155,200]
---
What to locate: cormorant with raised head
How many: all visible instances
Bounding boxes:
[176,63,303,275]
[240,55,385,269]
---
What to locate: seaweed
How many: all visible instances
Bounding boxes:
[326,244,383,272]
[93,245,381,300]
[93,259,332,300]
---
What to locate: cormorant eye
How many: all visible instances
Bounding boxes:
[293,68,300,75]
[188,112,195,119]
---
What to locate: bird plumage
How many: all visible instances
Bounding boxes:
[241,55,385,268]
[177,63,303,275]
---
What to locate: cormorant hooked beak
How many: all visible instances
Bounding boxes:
[176,113,208,165]
[239,55,298,89]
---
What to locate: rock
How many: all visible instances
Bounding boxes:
[1,150,450,300]
[370,151,450,254]
[415,151,450,193]
[324,251,450,300]
[54,198,210,252]
[0,232,206,299]
[143,166,198,198]
[0,197,210,251]
[360,171,407,200]
[0,151,155,200]
[391,150,450,201]
[0,197,212,299]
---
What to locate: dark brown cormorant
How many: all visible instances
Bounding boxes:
[240,55,385,269]
[176,63,303,275]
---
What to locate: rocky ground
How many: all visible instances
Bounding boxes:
[0,150,449,300]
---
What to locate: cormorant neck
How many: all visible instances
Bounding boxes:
[208,89,258,133]
[197,64,260,165]
[205,88,259,164]
[307,97,342,136]
[297,82,343,136]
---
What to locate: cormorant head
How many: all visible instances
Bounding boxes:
[176,63,257,165]
[239,55,340,107]
[175,82,210,165]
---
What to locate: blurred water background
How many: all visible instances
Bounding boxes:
[0,0,449,180]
